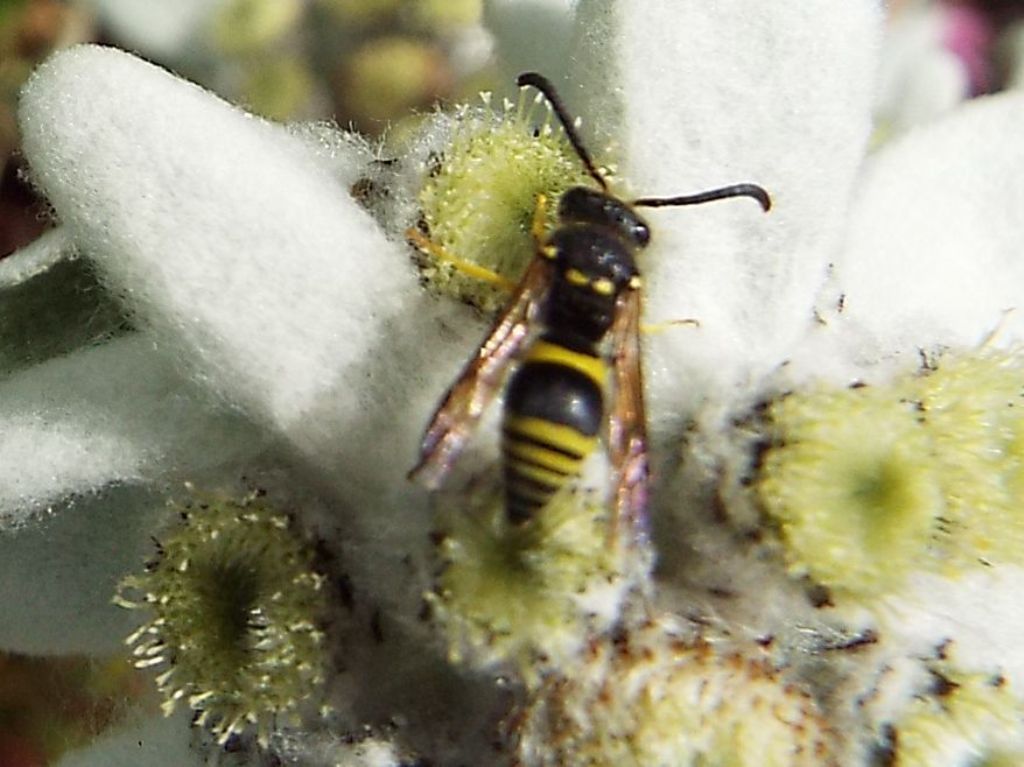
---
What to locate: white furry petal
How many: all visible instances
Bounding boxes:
[0,335,262,527]
[833,91,1024,362]
[572,1,883,421]
[18,45,425,440]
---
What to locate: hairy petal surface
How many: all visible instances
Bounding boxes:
[16,48,490,734]
[830,91,1024,361]
[17,46,468,510]
[0,335,263,526]
[882,568,1024,691]
[571,1,883,421]
[19,45,406,432]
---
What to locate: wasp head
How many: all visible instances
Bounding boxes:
[558,186,651,249]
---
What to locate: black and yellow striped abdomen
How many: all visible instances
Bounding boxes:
[502,338,606,524]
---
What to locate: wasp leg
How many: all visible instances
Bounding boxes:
[406,227,516,291]
[641,317,701,334]
[979,308,1016,349]
[531,193,549,244]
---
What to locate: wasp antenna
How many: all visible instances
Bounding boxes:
[516,71,608,191]
[633,183,772,213]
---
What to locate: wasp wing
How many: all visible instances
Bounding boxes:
[606,285,650,537]
[409,255,553,488]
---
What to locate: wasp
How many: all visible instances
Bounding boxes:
[409,72,771,534]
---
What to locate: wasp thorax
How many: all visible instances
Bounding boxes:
[543,222,641,344]
[550,226,640,292]
[558,187,651,248]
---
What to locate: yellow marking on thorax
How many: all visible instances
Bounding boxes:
[565,268,589,286]
[521,340,606,387]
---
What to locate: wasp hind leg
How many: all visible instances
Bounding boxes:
[405,227,516,291]
[406,191,552,292]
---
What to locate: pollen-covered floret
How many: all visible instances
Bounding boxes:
[755,349,1024,600]
[115,488,328,746]
[874,659,1024,766]
[757,384,944,598]
[426,482,641,681]
[511,616,835,767]
[413,93,594,312]
[915,351,1024,565]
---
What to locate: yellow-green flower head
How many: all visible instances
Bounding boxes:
[115,489,328,746]
[407,0,483,31]
[913,350,1024,565]
[754,349,1024,600]
[241,55,315,122]
[318,0,401,25]
[511,617,835,767]
[210,0,304,55]
[414,93,595,313]
[426,482,638,681]
[340,36,451,129]
[881,662,1024,766]
[757,384,945,599]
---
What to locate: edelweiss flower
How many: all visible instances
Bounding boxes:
[5,1,1024,765]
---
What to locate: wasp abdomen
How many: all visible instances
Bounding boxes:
[502,339,605,524]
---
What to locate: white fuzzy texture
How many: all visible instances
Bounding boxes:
[17,45,479,629]
[0,335,262,526]
[882,568,1024,693]
[0,226,74,287]
[18,45,420,437]
[572,1,882,422]
[833,91,1024,360]
[286,121,377,191]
